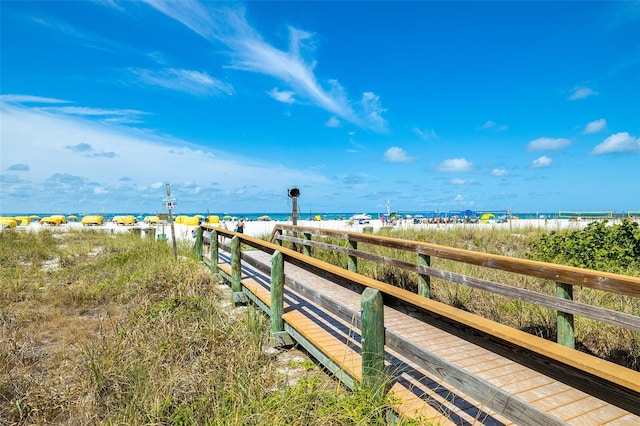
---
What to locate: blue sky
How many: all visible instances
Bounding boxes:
[1,1,639,215]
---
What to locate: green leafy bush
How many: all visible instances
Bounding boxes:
[528,219,640,275]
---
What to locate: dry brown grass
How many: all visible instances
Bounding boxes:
[1,229,418,425]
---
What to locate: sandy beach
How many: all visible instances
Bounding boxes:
[261,217,609,237]
[207,216,593,239]
[10,216,608,242]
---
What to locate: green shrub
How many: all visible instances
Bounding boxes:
[528,219,640,275]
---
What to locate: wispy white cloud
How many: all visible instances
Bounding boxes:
[582,118,607,134]
[451,178,473,185]
[128,67,233,97]
[45,105,148,121]
[268,88,295,104]
[325,116,340,128]
[532,156,552,168]
[568,86,598,100]
[0,100,332,212]
[1,95,148,124]
[31,14,125,54]
[383,147,415,163]
[591,132,640,154]
[94,0,125,12]
[141,1,386,131]
[479,120,508,131]
[438,158,473,173]
[413,127,439,141]
[527,137,571,151]
[491,168,509,177]
[27,7,235,100]
[360,92,387,132]
[0,94,71,105]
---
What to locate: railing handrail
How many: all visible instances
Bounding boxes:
[269,223,640,297]
[195,225,640,425]
[200,225,639,383]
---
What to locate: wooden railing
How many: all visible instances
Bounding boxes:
[269,224,640,348]
[195,224,640,418]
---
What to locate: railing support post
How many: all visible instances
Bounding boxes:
[210,230,219,274]
[231,236,242,293]
[556,282,575,348]
[348,239,358,273]
[303,232,312,257]
[194,226,203,260]
[361,288,385,399]
[270,251,284,333]
[292,230,298,252]
[418,253,431,298]
[275,229,283,246]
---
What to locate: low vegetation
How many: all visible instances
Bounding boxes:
[528,219,640,274]
[1,230,408,425]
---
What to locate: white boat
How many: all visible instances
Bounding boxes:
[350,213,372,224]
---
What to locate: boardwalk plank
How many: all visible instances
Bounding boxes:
[549,396,609,421]
[463,356,513,374]
[568,404,631,426]
[282,310,363,380]
[606,414,640,425]
[516,380,572,402]
[389,382,458,425]
[453,351,503,367]
[533,389,590,412]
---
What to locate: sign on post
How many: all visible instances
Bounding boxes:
[164,183,178,260]
[163,196,177,210]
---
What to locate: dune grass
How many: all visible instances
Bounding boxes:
[1,229,415,425]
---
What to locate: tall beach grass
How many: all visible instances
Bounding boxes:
[1,229,414,425]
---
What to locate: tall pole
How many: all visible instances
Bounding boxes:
[292,196,298,251]
[288,187,300,251]
[292,196,298,226]
[166,183,177,260]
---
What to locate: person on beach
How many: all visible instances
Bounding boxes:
[236,218,245,233]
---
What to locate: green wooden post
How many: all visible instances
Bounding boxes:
[348,239,357,273]
[418,253,431,298]
[302,232,312,257]
[231,236,242,293]
[556,282,575,348]
[210,230,219,274]
[194,226,203,260]
[270,251,284,333]
[361,288,385,399]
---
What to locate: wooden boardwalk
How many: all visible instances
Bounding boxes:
[208,249,639,425]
